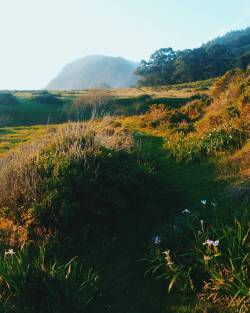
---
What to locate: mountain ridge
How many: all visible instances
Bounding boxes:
[46,55,139,90]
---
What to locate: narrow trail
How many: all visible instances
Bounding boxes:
[85,130,223,313]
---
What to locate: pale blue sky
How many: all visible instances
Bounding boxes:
[0,0,250,89]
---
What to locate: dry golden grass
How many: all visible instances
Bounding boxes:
[0,118,134,245]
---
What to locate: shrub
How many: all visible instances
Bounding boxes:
[33,91,62,105]
[166,125,248,163]
[201,125,247,154]
[0,119,158,241]
[169,111,190,124]
[226,106,240,118]
[0,92,18,106]
[150,120,160,129]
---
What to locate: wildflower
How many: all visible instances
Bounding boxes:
[182,209,191,214]
[211,202,216,207]
[153,235,161,244]
[203,239,219,247]
[201,200,207,205]
[214,240,219,246]
[5,249,15,256]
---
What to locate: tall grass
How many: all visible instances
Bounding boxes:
[145,202,250,312]
[0,118,135,243]
[0,244,98,312]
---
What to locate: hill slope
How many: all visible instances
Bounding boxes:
[205,26,250,55]
[46,55,139,90]
[136,26,250,86]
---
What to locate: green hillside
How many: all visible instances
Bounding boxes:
[0,71,249,312]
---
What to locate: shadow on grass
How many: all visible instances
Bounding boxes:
[66,132,223,313]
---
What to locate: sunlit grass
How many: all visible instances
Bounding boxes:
[0,125,50,157]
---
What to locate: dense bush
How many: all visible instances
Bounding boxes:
[0,92,18,106]
[33,91,62,105]
[0,120,159,242]
[166,125,248,162]
[201,125,247,154]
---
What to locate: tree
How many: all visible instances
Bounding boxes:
[135,48,177,86]
[135,44,236,86]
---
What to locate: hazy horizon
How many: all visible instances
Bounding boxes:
[1,0,250,90]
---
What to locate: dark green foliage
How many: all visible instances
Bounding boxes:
[0,96,67,127]
[0,92,18,106]
[205,26,250,53]
[33,91,62,105]
[25,147,161,238]
[136,27,250,86]
[201,126,247,154]
[226,106,240,118]
[0,245,98,313]
[136,45,235,86]
[150,120,160,129]
[240,52,250,69]
[146,204,250,312]
[169,111,190,124]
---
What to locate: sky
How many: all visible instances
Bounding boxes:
[0,0,250,90]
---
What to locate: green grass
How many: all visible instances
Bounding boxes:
[0,83,248,312]
[0,119,225,312]
[0,82,211,128]
[72,131,224,312]
[0,125,48,157]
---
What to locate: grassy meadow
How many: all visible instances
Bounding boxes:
[0,71,249,312]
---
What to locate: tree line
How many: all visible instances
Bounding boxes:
[135,44,250,86]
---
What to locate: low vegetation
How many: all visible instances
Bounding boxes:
[0,69,249,312]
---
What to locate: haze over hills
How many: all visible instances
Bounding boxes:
[45,27,250,91]
[46,55,139,90]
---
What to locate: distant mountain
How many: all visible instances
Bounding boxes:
[205,26,250,55]
[46,55,139,90]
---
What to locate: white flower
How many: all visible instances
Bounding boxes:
[211,202,216,207]
[4,249,15,256]
[182,209,191,214]
[153,235,161,244]
[203,239,219,247]
[201,200,207,205]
